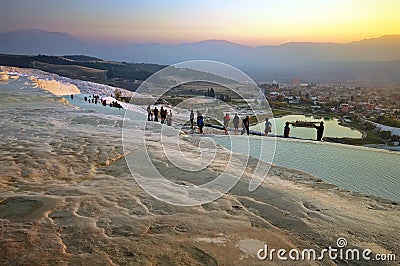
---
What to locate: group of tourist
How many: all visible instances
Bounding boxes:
[82,94,101,104]
[80,94,123,109]
[221,113,265,136]
[190,111,252,135]
[147,105,173,126]
[107,100,123,109]
[202,110,325,140]
[187,110,204,134]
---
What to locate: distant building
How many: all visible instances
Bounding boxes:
[269,91,279,96]
[287,95,301,104]
[340,103,349,113]
[300,83,310,89]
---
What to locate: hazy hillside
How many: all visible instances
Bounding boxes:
[0,54,166,91]
[0,29,87,55]
[1,29,400,84]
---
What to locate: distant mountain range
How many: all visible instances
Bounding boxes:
[1,29,400,85]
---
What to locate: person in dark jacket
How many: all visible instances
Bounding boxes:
[314,121,324,141]
[153,107,159,122]
[197,111,204,134]
[241,116,250,135]
[233,113,240,134]
[160,106,166,124]
[284,122,290,138]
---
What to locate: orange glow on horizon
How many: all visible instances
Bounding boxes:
[5,0,399,46]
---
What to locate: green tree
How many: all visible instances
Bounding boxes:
[378,130,391,140]
[209,88,215,98]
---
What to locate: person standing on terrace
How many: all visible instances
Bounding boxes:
[223,113,231,135]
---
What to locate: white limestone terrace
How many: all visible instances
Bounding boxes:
[0,66,399,265]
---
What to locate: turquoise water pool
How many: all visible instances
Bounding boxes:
[252,114,363,139]
[212,136,400,202]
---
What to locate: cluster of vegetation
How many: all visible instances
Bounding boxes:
[375,115,400,128]
[205,88,216,97]
[114,89,122,100]
[63,55,102,61]
[36,54,166,81]
[204,88,232,102]
[217,94,232,102]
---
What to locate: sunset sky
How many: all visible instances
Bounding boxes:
[1,0,399,46]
